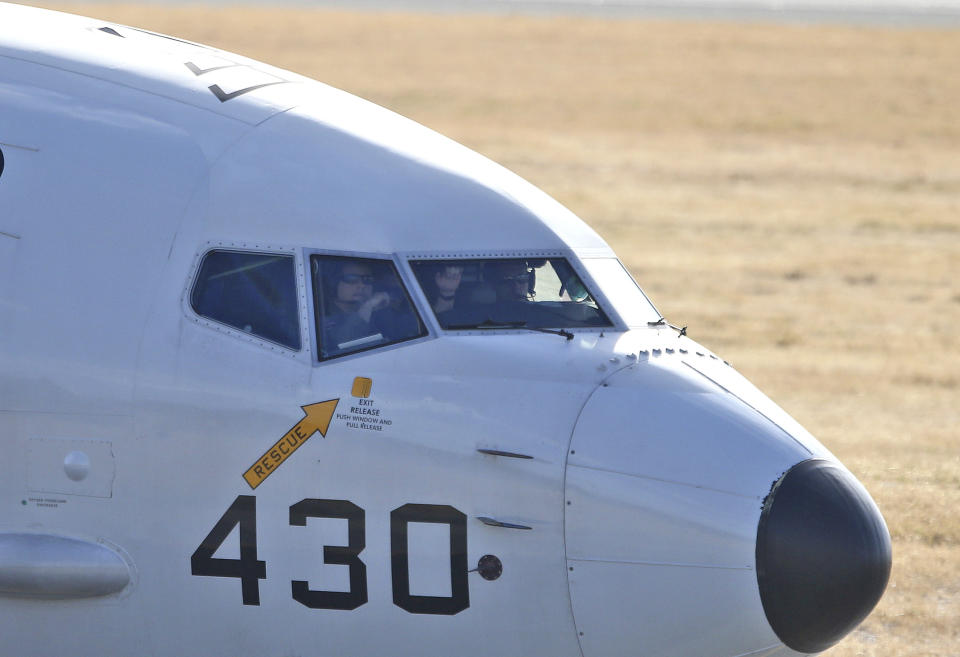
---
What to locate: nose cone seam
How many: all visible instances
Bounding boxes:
[756,459,892,654]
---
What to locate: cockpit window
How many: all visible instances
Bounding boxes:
[311,255,426,360]
[579,258,661,327]
[410,258,612,330]
[191,250,301,349]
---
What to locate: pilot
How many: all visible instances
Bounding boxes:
[492,260,532,303]
[323,261,391,349]
[425,264,463,314]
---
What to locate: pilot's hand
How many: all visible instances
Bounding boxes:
[359,292,391,321]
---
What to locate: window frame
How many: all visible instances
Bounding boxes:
[184,243,310,360]
[579,256,663,329]
[305,249,432,363]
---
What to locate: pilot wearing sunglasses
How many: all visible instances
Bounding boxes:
[324,261,392,351]
[492,260,532,303]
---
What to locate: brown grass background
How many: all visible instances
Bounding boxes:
[23,4,960,654]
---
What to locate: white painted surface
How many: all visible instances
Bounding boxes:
[0,533,131,598]
[565,466,760,567]
[567,355,811,497]
[567,561,779,657]
[27,440,114,498]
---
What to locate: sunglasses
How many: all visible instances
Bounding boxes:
[503,275,529,284]
[341,273,375,285]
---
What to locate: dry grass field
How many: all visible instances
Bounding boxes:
[24,3,960,655]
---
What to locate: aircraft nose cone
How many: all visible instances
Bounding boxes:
[756,459,892,654]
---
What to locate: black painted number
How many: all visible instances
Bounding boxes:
[290,499,367,610]
[192,496,472,615]
[391,503,469,615]
[190,495,266,605]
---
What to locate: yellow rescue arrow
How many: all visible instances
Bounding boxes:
[242,400,339,490]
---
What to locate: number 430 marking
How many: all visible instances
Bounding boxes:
[191,495,470,615]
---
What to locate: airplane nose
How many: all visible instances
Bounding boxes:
[756,459,892,654]
[565,353,892,656]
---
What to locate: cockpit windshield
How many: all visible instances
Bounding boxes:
[579,258,661,327]
[410,258,612,330]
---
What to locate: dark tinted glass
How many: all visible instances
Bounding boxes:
[410,258,612,330]
[311,255,425,360]
[191,250,301,349]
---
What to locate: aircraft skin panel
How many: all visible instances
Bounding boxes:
[0,533,130,599]
[680,353,837,462]
[567,356,812,497]
[124,304,598,654]
[564,465,761,568]
[0,55,251,164]
[201,104,610,255]
[279,101,611,252]
[0,69,232,416]
[563,354,816,656]
[567,560,778,657]
[0,2,308,126]
[27,439,116,498]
